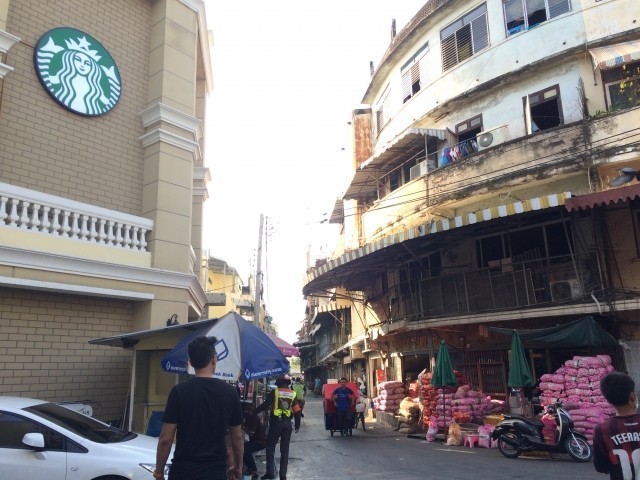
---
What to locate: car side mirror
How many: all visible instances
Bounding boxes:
[22,432,45,450]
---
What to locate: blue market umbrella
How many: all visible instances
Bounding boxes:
[431,341,457,425]
[161,312,289,381]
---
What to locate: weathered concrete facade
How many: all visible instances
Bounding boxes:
[301,0,640,398]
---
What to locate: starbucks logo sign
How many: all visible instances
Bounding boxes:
[34,27,121,116]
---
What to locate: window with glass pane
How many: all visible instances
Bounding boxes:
[504,0,570,36]
[604,61,640,110]
[441,4,488,72]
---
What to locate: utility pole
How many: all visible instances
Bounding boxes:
[253,213,264,326]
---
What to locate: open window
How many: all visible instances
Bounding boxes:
[401,42,429,103]
[524,85,563,133]
[503,0,571,37]
[456,115,483,142]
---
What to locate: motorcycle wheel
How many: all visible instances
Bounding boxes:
[497,432,523,458]
[565,435,593,462]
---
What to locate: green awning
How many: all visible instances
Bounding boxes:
[489,316,617,347]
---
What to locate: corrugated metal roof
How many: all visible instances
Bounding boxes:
[565,183,640,211]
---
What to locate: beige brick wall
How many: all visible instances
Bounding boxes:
[0,288,134,422]
[0,0,151,215]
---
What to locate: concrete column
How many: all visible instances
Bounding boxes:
[142,0,199,273]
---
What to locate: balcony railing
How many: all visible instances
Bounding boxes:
[391,251,603,321]
[0,182,152,252]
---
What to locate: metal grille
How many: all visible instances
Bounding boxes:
[459,350,507,400]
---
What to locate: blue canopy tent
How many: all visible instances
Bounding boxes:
[161,312,289,381]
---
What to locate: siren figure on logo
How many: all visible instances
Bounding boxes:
[55,48,104,114]
[35,30,121,116]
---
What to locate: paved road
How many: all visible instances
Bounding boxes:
[252,395,604,480]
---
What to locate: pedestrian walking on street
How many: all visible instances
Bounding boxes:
[255,375,300,480]
[332,377,355,437]
[154,336,244,480]
[593,372,640,479]
[292,377,306,433]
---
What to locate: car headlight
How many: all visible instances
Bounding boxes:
[140,463,170,476]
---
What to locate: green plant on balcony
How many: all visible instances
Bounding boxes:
[610,63,640,111]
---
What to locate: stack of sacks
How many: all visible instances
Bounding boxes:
[396,397,421,434]
[419,371,503,429]
[373,380,405,413]
[450,385,505,424]
[538,354,616,443]
[408,381,420,398]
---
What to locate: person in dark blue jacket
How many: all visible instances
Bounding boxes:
[332,377,355,436]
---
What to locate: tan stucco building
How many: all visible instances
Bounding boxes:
[0,0,212,425]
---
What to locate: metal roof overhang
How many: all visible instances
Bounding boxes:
[303,192,572,295]
[343,128,446,200]
[565,183,640,211]
[589,39,640,70]
[329,198,344,224]
[89,318,216,348]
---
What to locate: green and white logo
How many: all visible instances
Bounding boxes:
[34,27,121,116]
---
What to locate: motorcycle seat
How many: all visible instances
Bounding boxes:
[504,414,544,428]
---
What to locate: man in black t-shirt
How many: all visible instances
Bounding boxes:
[155,336,244,480]
[594,372,640,480]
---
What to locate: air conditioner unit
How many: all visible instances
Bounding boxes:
[477,125,509,151]
[409,160,428,180]
[549,279,582,301]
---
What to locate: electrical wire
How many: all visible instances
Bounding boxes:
[331,124,640,220]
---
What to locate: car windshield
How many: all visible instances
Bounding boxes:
[24,402,136,444]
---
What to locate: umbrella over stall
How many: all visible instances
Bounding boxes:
[161,312,289,381]
[508,330,534,388]
[266,332,299,357]
[431,340,458,427]
[507,330,534,415]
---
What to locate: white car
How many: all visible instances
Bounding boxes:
[0,396,170,480]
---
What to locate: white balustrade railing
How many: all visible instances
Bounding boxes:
[0,182,153,252]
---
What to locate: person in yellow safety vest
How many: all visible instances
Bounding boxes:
[291,378,306,433]
[255,375,300,480]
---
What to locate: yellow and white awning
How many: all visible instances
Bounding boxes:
[304,192,571,291]
[589,40,640,70]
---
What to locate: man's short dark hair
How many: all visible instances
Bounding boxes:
[188,336,217,369]
[600,372,635,407]
[339,377,348,382]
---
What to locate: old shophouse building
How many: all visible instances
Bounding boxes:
[299,0,640,400]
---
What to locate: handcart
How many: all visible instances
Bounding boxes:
[323,382,358,436]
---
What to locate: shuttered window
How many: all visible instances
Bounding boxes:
[401,42,429,103]
[441,4,489,72]
[375,85,391,136]
[504,0,571,36]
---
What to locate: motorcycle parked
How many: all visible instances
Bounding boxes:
[491,399,592,462]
